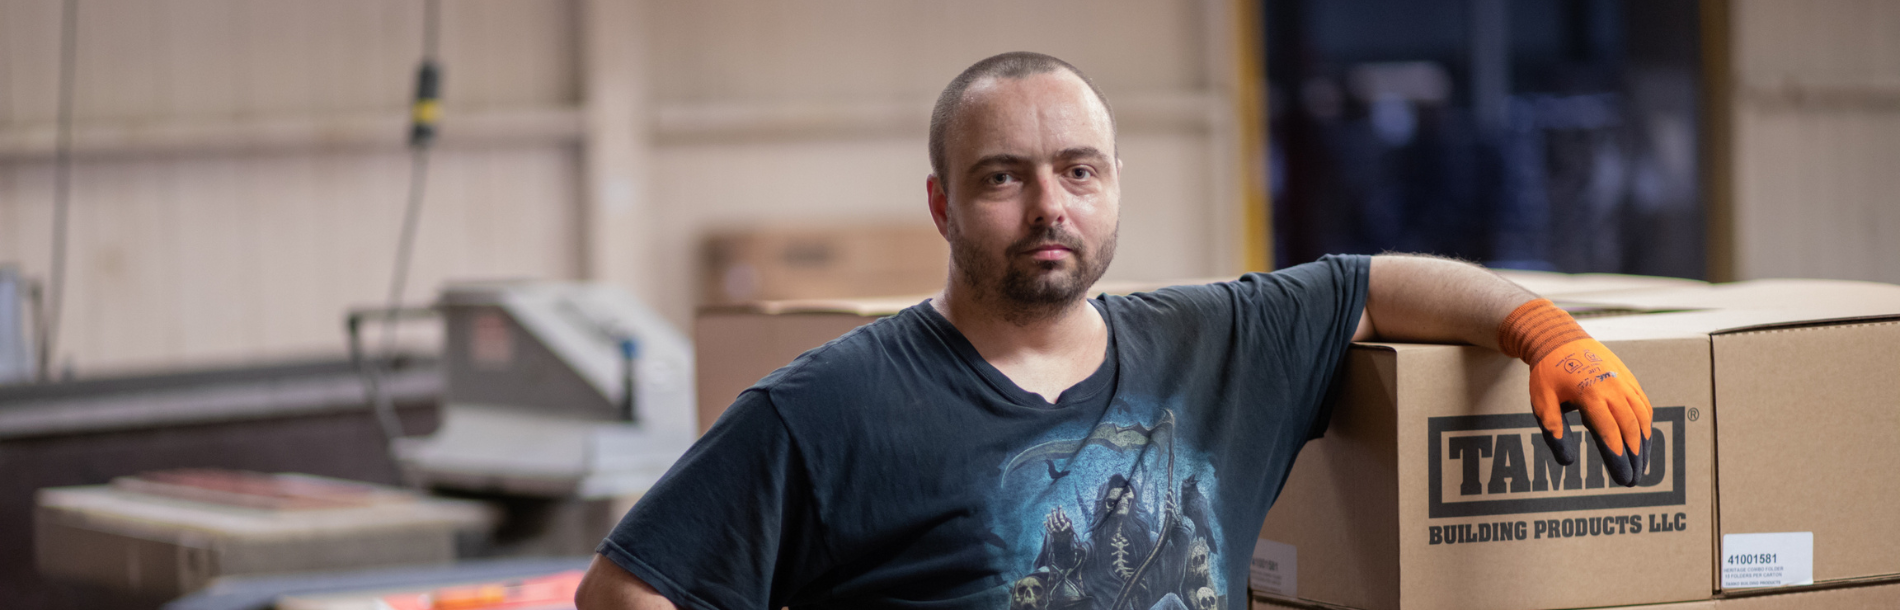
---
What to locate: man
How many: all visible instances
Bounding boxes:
[577,52,1652,610]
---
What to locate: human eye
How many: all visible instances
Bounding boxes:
[985,172,1017,186]
[1067,166,1095,180]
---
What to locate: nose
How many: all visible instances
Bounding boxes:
[1025,166,1068,226]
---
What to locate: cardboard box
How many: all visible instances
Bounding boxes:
[1255,331,1714,610]
[702,225,949,306]
[1255,279,1900,610]
[1709,319,1900,587]
[1576,280,1900,590]
[694,297,920,433]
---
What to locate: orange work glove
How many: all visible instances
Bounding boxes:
[1497,299,1654,487]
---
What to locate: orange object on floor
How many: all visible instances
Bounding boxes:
[377,570,586,610]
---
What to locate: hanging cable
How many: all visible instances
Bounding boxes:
[38,0,79,383]
[364,0,443,446]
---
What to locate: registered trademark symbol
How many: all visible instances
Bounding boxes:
[1689,408,1701,422]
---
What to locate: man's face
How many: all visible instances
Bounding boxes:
[929,71,1119,311]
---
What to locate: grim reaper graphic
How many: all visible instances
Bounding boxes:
[996,409,1227,610]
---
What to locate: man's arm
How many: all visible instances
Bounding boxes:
[1354,254,1533,346]
[576,554,678,610]
[1354,254,1655,487]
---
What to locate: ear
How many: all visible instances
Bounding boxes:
[926,174,951,238]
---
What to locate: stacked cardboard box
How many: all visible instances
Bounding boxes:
[1254,278,1900,609]
[1580,280,1900,592]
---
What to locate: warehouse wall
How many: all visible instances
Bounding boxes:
[0,0,1249,375]
[643,0,1249,324]
[1727,0,1900,283]
[0,0,586,373]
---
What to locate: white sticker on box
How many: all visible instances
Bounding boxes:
[1251,538,1298,599]
[1721,532,1813,589]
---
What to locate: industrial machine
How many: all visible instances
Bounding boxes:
[383,281,696,554]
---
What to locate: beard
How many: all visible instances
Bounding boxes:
[948,221,1117,320]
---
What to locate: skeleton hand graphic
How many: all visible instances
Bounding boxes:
[1045,505,1074,537]
[1043,505,1080,571]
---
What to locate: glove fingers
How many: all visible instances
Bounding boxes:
[1531,381,1575,466]
[1636,431,1654,484]
[1591,430,1638,488]
[1625,372,1655,441]
[1616,370,1655,481]
[1580,400,1637,487]
[1609,394,1647,486]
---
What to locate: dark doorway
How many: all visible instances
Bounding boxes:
[1266,0,1704,278]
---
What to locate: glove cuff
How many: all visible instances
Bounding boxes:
[1497,298,1592,366]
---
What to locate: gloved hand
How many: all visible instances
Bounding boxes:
[1497,299,1654,487]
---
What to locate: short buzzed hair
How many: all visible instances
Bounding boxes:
[928,52,1116,183]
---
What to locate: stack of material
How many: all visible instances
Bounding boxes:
[36,469,495,600]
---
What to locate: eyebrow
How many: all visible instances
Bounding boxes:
[964,147,1111,177]
[966,154,1028,177]
[1056,146,1110,162]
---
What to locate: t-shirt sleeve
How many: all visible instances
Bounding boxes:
[1225,254,1370,440]
[596,388,822,609]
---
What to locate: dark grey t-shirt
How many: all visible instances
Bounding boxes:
[599,254,1369,610]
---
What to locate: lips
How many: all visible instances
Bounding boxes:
[1008,227,1086,263]
[1027,244,1072,261]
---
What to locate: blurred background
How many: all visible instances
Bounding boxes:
[0,0,1895,608]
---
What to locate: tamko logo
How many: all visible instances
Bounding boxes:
[1428,406,1686,518]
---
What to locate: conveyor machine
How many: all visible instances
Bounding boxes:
[389,281,696,505]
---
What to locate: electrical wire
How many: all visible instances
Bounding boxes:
[39,0,78,382]
[365,0,442,446]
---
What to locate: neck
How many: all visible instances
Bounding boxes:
[935,280,1098,341]
[932,278,1108,402]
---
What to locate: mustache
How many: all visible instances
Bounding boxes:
[1007,226,1086,257]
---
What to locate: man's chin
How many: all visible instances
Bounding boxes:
[1001,269,1091,306]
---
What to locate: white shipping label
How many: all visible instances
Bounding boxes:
[1250,538,1298,599]
[1721,532,1813,589]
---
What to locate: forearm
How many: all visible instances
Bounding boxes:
[1362,254,1536,350]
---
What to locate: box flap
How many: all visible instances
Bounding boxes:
[1494,269,1708,297]
[1559,278,1900,312]
[1707,313,1900,335]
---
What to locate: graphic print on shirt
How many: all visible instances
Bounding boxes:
[990,405,1227,610]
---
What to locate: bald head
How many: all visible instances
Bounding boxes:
[928,52,1116,183]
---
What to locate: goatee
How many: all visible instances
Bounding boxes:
[949,223,1117,323]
